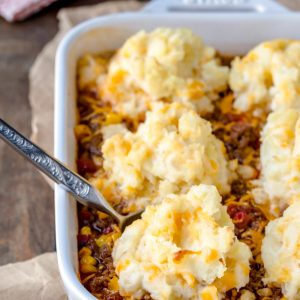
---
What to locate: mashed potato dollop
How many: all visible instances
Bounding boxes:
[112,184,252,300]
[230,40,300,113]
[262,202,300,299]
[101,102,231,211]
[101,28,229,118]
[253,109,300,215]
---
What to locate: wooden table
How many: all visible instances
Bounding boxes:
[0,0,299,266]
[0,0,118,266]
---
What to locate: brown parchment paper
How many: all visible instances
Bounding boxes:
[0,252,66,299]
[29,0,144,188]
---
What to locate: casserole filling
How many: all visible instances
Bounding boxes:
[74,28,298,300]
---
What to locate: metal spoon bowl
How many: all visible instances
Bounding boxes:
[0,119,142,231]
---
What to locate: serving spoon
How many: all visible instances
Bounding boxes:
[0,118,142,231]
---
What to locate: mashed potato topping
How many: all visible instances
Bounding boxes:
[262,202,300,299]
[229,40,300,113]
[77,54,108,90]
[253,109,300,215]
[112,184,252,300]
[101,102,231,211]
[101,28,229,118]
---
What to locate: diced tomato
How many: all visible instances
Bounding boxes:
[227,204,252,229]
[77,158,97,175]
[227,204,239,218]
[233,211,251,229]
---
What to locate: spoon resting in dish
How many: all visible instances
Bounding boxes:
[0,118,142,231]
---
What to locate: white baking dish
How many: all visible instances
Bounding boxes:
[55,9,300,300]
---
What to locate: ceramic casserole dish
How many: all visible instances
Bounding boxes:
[55,3,300,299]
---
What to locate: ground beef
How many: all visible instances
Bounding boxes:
[231,179,248,197]
[227,202,267,233]
[89,134,103,156]
[87,276,109,293]
[230,122,260,150]
[223,121,260,163]
[106,293,123,300]
[78,96,95,118]
[207,106,261,164]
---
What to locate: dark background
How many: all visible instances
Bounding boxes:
[0,0,298,265]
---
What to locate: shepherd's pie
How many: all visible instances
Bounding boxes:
[74,29,300,300]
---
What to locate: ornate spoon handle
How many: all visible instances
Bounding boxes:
[0,118,122,221]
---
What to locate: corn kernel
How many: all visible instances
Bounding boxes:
[103,113,122,125]
[74,124,92,140]
[79,247,92,258]
[80,255,97,266]
[97,211,109,220]
[80,264,97,274]
[111,231,121,242]
[108,276,119,291]
[81,226,91,236]
[96,231,121,248]
[95,235,109,248]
